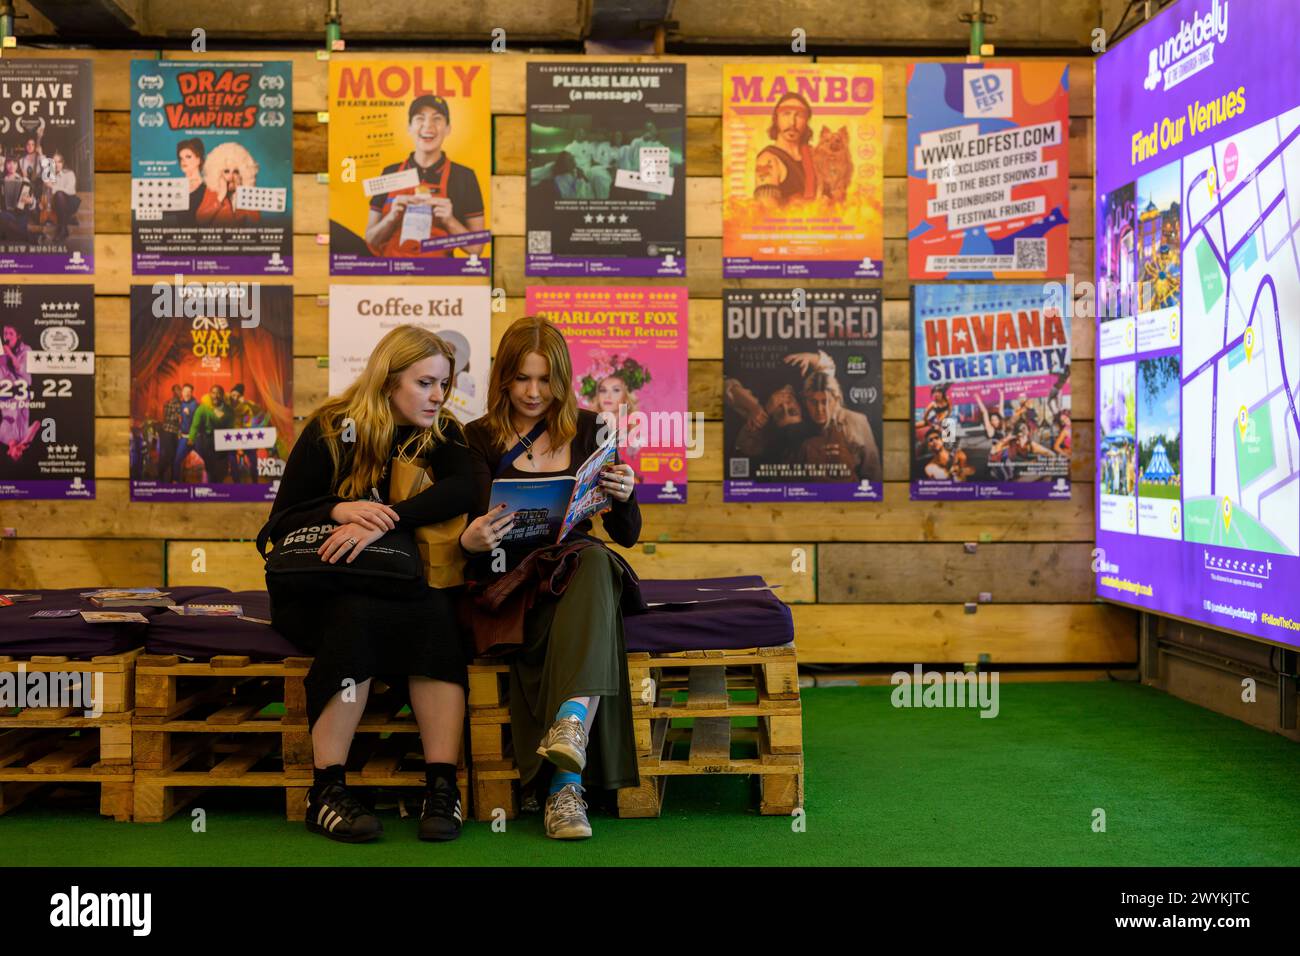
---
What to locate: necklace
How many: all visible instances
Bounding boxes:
[516,429,538,461]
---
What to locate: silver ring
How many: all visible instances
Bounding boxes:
[346,537,358,548]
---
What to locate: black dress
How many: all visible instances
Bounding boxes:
[261,416,475,727]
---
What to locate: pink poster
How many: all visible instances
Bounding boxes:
[527,286,690,504]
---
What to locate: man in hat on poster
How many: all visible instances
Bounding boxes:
[364,94,486,261]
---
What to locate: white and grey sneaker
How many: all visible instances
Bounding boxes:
[536,714,589,774]
[544,782,592,840]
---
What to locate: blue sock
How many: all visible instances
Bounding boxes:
[549,770,582,795]
[555,699,588,725]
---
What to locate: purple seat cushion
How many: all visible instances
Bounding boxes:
[144,590,306,661]
[625,576,794,654]
[0,586,230,658]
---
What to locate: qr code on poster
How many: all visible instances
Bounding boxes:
[1014,238,1047,272]
[528,230,551,254]
[729,457,750,478]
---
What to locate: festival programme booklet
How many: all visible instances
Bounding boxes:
[80,611,149,624]
[489,442,618,545]
[166,604,243,617]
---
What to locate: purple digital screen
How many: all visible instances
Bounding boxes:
[1094,0,1300,646]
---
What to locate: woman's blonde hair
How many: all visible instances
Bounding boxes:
[598,372,639,416]
[485,315,578,452]
[308,324,460,499]
[203,142,258,191]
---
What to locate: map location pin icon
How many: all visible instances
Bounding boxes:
[1222,496,1233,534]
[1244,327,1255,362]
[1238,406,1249,440]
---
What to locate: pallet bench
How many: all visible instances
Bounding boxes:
[0,649,140,821]
[131,654,469,823]
[467,643,805,820]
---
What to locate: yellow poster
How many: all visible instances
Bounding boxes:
[328,59,491,276]
[722,63,883,279]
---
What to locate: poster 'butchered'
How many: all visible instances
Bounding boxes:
[328,60,491,277]
[129,283,293,503]
[723,64,884,279]
[0,285,95,499]
[723,288,883,502]
[526,62,686,277]
[910,283,1071,501]
[527,285,690,504]
[328,284,490,425]
[130,59,293,275]
[0,59,94,274]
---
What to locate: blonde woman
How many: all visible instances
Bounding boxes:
[196,141,261,227]
[462,316,641,840]
[261,325,473,843]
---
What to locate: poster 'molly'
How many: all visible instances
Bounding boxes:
[723,289,883,502]
[526,62,685,277]
[328,285,490,424]
[527,286,690,504]
[0,59,93,274]
[130,282,292,502]
[328,60,491,277]
[130,59,293,275]
[723,64,883,279]
[910,283,1071,500]
[907,62,1069,279]
[0,285,94,499]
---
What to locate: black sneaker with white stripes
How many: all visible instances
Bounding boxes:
[305,781,383,843]
[418,776,463,842]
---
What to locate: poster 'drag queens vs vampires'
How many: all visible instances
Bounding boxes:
[130,59,293,275]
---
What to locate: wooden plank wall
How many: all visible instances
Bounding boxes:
[0,48,1137,666]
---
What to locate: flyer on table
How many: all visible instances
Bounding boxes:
[130,59,293,275]
[907,61,1069,279]
[1093,0,1300,647]
[527,285,689,504]
[129,282,293,502]
[722,64,884,279]
[0,59,94,274]
[0,285,94,499]
[328,59,491,277]
[525,62,686,277]
[723,288,883,502]
[910,283,1072,501]
[328,284,490,424]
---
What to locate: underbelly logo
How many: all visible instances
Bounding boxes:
[49,887,151,936]
[1144,0,1229,94]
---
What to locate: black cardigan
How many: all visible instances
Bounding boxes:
[262,414,476,542]
[463,408,642,573]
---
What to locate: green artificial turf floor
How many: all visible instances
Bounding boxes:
[4,681,1300,866]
